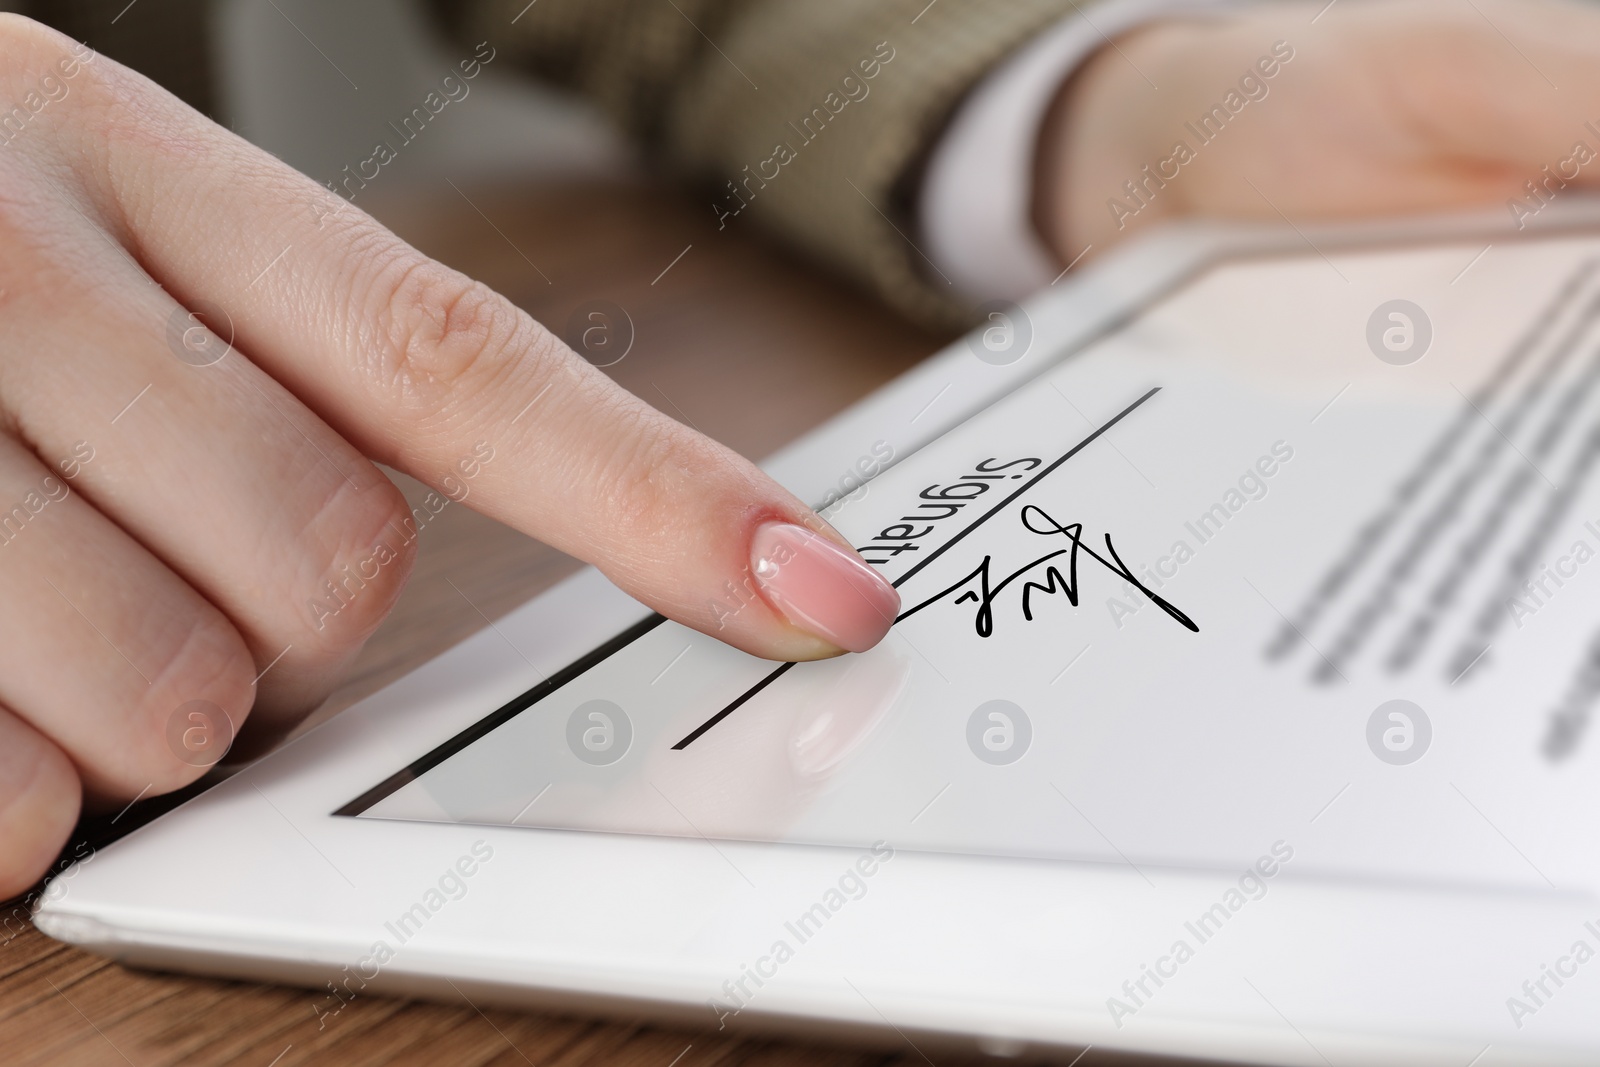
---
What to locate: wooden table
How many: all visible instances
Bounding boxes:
[0,180,1177,1066]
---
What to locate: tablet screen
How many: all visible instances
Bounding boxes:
[345,232,1600,893]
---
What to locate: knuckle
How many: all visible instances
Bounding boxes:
[298,476,418,650]
[592,405,677,519]
[139,613,256,791]
[367,251,525,416]
[592,407,741,546]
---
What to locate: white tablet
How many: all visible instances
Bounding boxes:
[35,206,1600,1066]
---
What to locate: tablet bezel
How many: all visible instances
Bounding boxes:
[34,202,1600,1066]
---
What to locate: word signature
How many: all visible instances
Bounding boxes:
[899,506,1198,636]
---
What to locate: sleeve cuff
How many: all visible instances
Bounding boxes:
[919,0,1235,304]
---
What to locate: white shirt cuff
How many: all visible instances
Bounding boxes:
[919,0,1235,304]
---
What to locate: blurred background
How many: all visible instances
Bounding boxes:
[0,0,633,186]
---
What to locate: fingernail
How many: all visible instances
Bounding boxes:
[750,522,901,653]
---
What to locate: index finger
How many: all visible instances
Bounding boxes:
[25,23,899,661]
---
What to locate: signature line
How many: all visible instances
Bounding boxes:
[670,386,1163,749]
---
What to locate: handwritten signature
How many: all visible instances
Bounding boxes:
[898,506,1198,636]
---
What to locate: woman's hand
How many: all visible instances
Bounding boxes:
[0,15,899,897]
[1039,0,1600,260]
